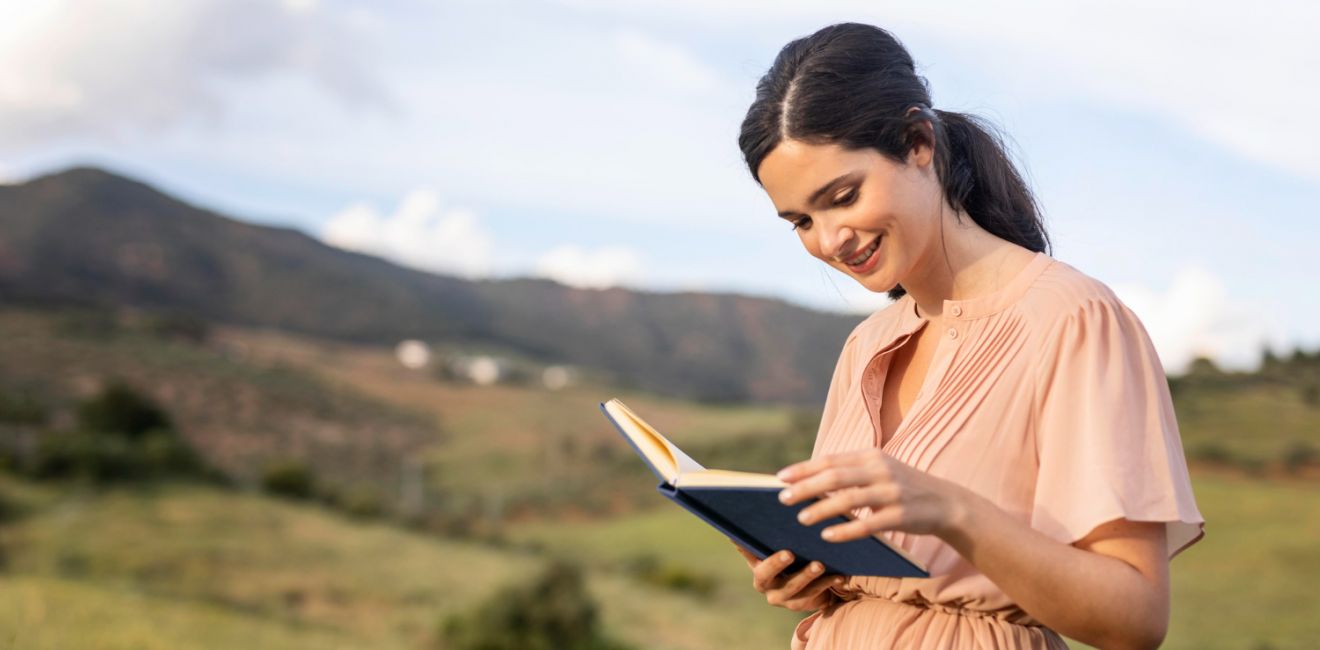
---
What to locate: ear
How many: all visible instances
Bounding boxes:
[903,106,936,168]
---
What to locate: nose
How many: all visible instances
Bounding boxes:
[815,217,856,261]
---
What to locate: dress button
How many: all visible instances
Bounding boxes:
[947,327,958,339]
[951,305,962,317]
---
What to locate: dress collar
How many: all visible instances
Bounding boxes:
[892,250,1054,328]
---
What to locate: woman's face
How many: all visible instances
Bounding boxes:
[757,137,942,295]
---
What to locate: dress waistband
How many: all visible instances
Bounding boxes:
[834,590,1044,628]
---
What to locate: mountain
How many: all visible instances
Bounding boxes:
[0,166,864,404]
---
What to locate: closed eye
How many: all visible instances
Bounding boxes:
[790,188,858,231]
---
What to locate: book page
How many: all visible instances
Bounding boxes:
[673,468,787,488]
[604,399,706,483]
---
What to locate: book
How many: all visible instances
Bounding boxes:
[599,398,928,578]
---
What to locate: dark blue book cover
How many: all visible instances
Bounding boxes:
[601,400,929,578]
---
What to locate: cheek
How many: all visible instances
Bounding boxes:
[798,233,827,261]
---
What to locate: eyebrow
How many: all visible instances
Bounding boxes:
[776,171,861,218]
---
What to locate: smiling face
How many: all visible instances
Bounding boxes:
[758,137,944,295]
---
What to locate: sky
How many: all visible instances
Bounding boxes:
[1,0,1317,374]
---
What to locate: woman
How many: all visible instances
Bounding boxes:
[733,22,1206,649]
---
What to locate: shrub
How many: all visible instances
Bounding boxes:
[1282,441,1318,474]
[76,381,172,439]
[621,553,718,598]
[29,383,204,484]
[437,558,632,650]
[261,460,316,499]
[1301,382,1320,408]
[1186,441,1234,465]
[331,483,386,519]
[0,391,48,426]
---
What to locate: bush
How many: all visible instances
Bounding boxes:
[330,483,386,519]
[31,431,136,481]
[76,381,172,439]
[28,383,204,484]
[1282,441,1318,474]
[437,558,632,650]
[1186,441,1234,465]
[0,391,48,425]
[261,460,315,499]
[621,553,718,598]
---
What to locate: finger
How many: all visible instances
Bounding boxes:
[752,549,795,592]
[776,449,875,483]
[732,543,759,569]
[778,465,875,506]
[821,506,905,543]
[791,571,847,604]
[771,570,846,610]
[775,560,827,599]
[797,483,895,526]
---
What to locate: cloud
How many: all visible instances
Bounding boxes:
[535,245,644,288]
[320,190,493,278]
[1111,265,1273,375]
[549,0,1320,183]
[0,0,391,146]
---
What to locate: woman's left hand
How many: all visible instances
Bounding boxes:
[776,447,972,543]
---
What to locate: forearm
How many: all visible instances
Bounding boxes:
[937,487,1166,649]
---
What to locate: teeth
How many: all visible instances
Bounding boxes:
[846,238,880,266]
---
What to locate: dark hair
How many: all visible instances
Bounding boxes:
[739,22,1051,301]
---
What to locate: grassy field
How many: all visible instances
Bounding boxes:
[0,476,803,650]
[507,471,1320,650]
[2,470,1314,650]
[2,308,1318,649]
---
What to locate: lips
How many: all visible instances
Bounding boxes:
[843,236,881,266]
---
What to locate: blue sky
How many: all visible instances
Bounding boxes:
[2,0,1316,373]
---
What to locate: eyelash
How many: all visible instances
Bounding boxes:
[790,188,858,231]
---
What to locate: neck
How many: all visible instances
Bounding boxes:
[902,212,1035,321]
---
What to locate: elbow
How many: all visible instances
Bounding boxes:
[1098,618,1167,650]
[1089,598,1167,650]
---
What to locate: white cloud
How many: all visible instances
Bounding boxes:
[549,0,1320,183]
[0,0,390,145]
[535,245,644,288]
[1112,265,1274,375]
[321,189,493,278]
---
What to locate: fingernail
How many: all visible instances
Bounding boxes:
[809,562,822,573]
[778,489,793,503]
[776,468,792,480]
[779,551,792,561]
[821,528,836,540]
[797,510,811,524]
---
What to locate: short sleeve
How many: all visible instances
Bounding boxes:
[1030,295,1206,560]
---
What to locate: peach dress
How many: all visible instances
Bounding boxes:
[791,251,1206,649]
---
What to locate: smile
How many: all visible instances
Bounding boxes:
[843,236,881,269]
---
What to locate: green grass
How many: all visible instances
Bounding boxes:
[508,472,1320,650]
[0,476,807,650]
[1175,384,1320,469]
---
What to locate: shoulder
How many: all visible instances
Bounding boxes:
[1017,257,1132,334]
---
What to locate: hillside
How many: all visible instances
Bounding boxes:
[0,167,861,404]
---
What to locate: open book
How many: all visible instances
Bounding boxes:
[600,398,928,578]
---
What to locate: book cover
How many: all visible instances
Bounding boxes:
[600,399,929,578]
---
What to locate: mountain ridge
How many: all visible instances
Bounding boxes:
[0,165,866,404]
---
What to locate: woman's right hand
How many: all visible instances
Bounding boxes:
[733,542,845,612]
